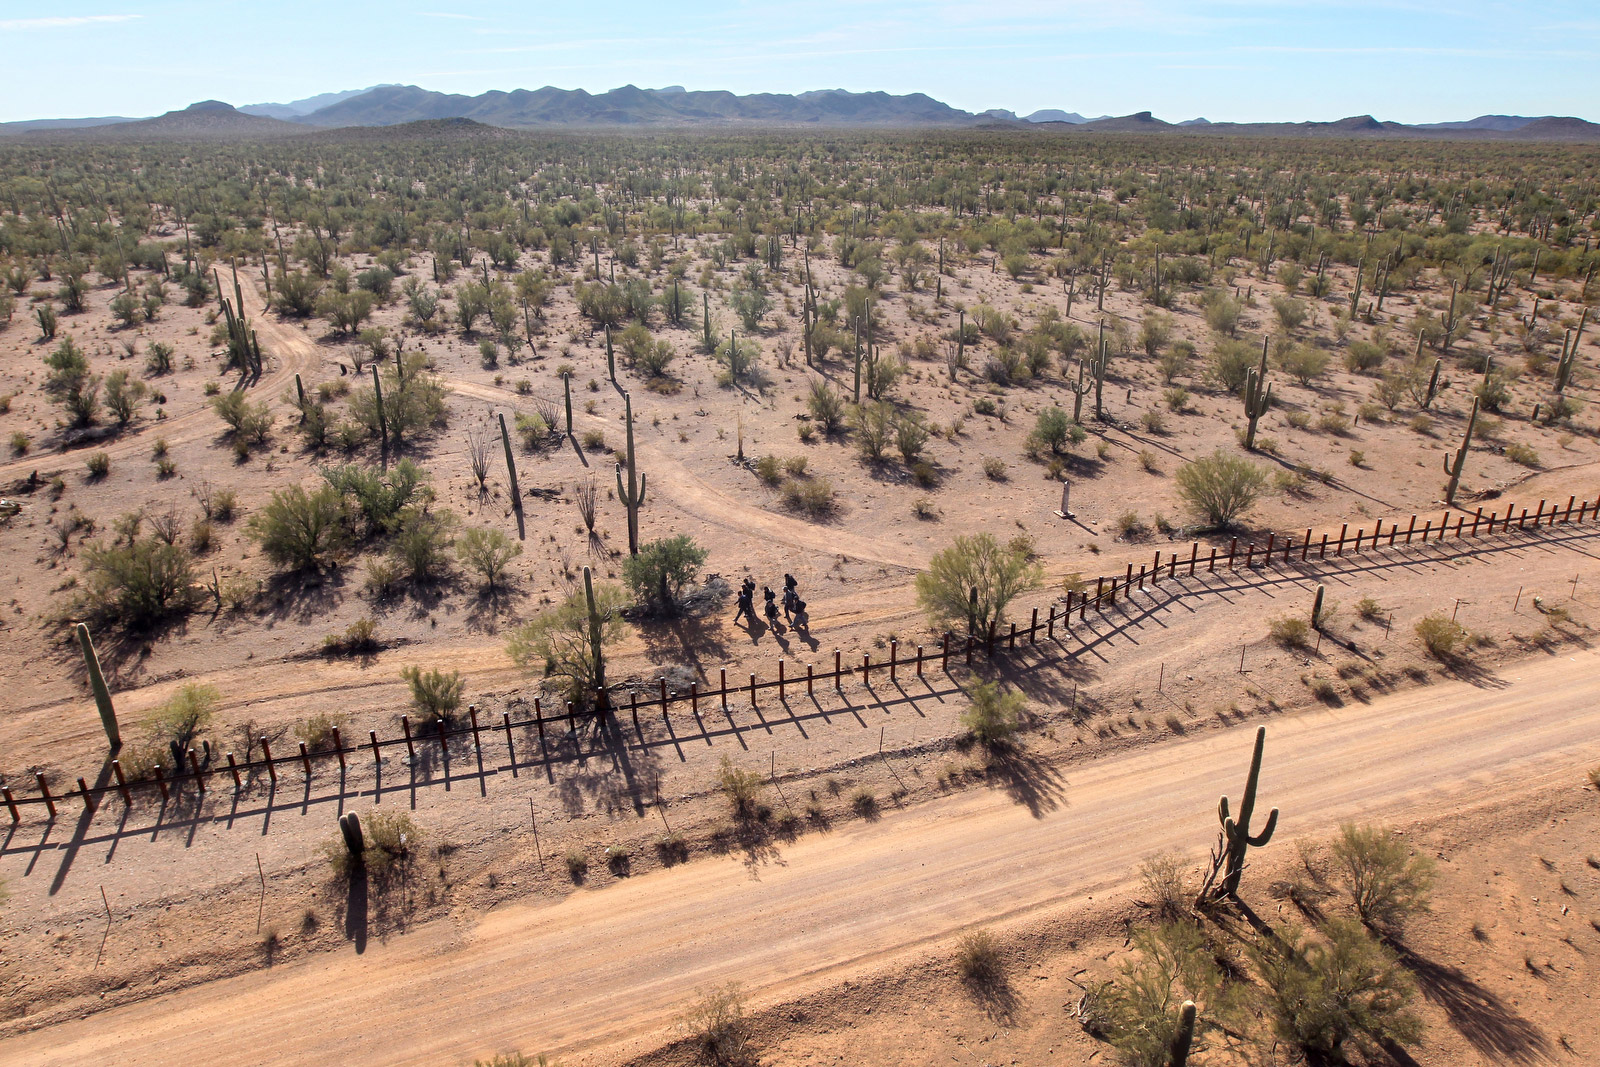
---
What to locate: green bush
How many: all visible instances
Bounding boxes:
[455,527,522,590]
[1174,450,1268,529]
[1094,923,1237,1067]
[622,535,707,614]
[1250,919,1422,1061]
[956,929,1003,987]
[715,755,766,819]
[248,484,348,571]
[961,680,1025,747]
[1331,823,1436,932]
[505,581,630,707]
[84,451,111,479]
[145,682,219,750]
[915,532,1043,633]
[1414,612,1463,659]
[81,537,196,629]
[400,665,464,720]
[390,508,457,583]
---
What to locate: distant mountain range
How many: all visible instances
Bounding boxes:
[2,86,1596,142]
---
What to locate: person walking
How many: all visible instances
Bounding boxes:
[734,579,755,624]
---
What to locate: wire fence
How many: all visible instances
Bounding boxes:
[5,492,1595,823]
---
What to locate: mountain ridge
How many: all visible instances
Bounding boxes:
[2,85,1596,142]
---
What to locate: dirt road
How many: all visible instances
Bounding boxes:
[5,645,1597,1066]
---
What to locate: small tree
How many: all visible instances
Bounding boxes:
[807,379,846,433]
[400,665,464,720]
[1174,450,1267,529]
[852,401,895,461]
[714,755,766,819]
[1029,406,1073,455]
[247,484,348,571]
[146,682,219,750]
[1331,823,1436,933]
[961,680,1024,746]
[1414,612,1463,659]
[455,527,522,590]
[81,537,196,629]
[505,581,630,706]
[390,508,456,583]
[1250,919,1422,1061]
[622,535,707,614]
[1095,922,1236,1067]
[915,532,1043,635]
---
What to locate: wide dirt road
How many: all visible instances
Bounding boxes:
[6,648,1598,1066]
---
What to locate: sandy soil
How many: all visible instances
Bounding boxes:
[2,641,1597,1066]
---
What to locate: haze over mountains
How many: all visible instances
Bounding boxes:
[2,84,1596,141]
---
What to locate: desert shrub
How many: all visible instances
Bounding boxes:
[1139,851,1190,922]
[1414,612,1463,658]
[1211,340,1256,393]
[338,812,421,884]
[324,617,380,655]
[961,680,1024,747]
[295,712,348,753]
[754,454,783,486]
[84,451,111,478]
[1272,294,1308,332]
[850,787,878,817]
[1114,510,1148,539]
[1269,616,1311,648]
[390,508,457,582]
[1504,441,1541,468]
[1344,340,1386,373]
[806,380,846,433]
[715,755,766,819]
[780,477,835,518]
[912,496,939,519]
[1030,406,1074,454]
[1163,386,1189,411]
[1174,450,1267,529]
[400,665,464,720]
[915,532,1043,633]
[1250,919,1422,1061]
[1280,344,1330,385]
[1140,410,1166,434]
[8,431,27,456]
[145,682,219,750]
[1095,922,1236,1067]
[895,410,930,463]
[956,929,1003,987]
[622,535,707,613]
[1331,823,1436,933]
[983,457,1007,480]
[248,484,348,571]
[505,580,630,707]
[580,428,606,452]
[678,983,753,1067]
[323,460,430,538]
[782,455,808,477]
[455,527,523,590]
[1356,597,1384,621]
[851,400,895,461]
[81,537,195,629]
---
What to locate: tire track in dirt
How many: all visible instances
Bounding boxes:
[0,273,321,483]
[6,647,1598,1066]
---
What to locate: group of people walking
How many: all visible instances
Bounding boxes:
[734,573,807,633]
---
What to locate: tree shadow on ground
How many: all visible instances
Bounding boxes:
[979,740,1067,818]
[1395,945,1551,1064]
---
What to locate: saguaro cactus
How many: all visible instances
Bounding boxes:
[1443,395,1480,505]
[702,291,712,350]
[562,371,573,434]
[1311,584,1326,629]
[76,622,120,748]
[1066,357,1092,424]
[1207,725,1278,900]
[616,392,647,555]
[1419,358,1442,410]
[584,565,607,709]
[1242,338,1272,451]
[371,363,387,449]
[1171,1001,1197,1067]
[339,812,365,856]
[497,411,521,513]
[605,324,616,385]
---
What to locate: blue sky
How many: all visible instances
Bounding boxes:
[1,1,1595,123]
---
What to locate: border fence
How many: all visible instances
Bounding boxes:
[4,493,1595,823]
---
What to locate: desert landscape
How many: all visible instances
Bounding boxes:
[0,92,1598,1067]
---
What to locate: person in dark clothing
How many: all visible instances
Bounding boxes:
[763,586,783,631]
[734,579,756,624]
[782,573,799,619]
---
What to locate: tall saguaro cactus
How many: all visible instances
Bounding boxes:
[497,412,523,530]
[1206,725,1279,901]
[339,812,365,856]
[1066,357,1092,424]
[1242,337,1272,452]
[562,371,573,434]
[1443,395,1480,505]
[616,392,647,555]
[584,565,608,709]
[76,622,120,748]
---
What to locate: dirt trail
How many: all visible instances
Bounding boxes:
[6,646,1597,1067]
[442,375,929,571]
[0,273,320,483]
